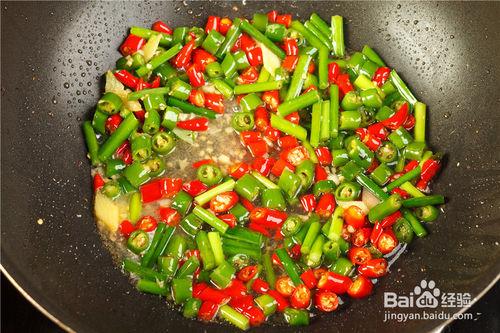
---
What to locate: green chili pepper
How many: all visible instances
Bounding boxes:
[339,110,362,130]
[340,160,363,181]
[332,149,349,167]
[144,156,165,178]
[219,305,250,331]
[176,255,200,279]
[123,161,150,188]
[233,50,250,70]
[239,93,263,112]
[234,174,263,201]
[183,298,202,319]
[158,255,179,279]
[370,163,393,186]
[151,131,176,155]
[415,205,440,222]
[180,213,203,237]
[275,248,303,286]
[205,62,222,78]
[216,18,242,58]
[335,181,362,201]
[171,191,193,216]
[119,176,137,195]
[322,240,341,265]
[210,261,236,289]
[265,23,286,42]
[92,111,108,135]
[131,133,152,161]
[331,256,353,276]
[393,217,414,244]
[312,180,336,197]
[281,215,303,237]
[196,230,216,270]
[376,141,399,163]
[404,142,427,161]
[98,114,140,161]
[346,136,374,169]
[136,43,183,77]
[283,308,310,326]
[101,181,121,199]
[278,168,303,201]
[154,62,178,85]
[231,112,255,132]
[97,92,123,115]
[202,30,225,55]
[402,195,445,208]
[185,27,205,47]
[261,188,287,210]
[160,106,180,130]
[172,278,193,305]
[228,203,249,224]
[197,164,223,186]
[295,160,315,190]
[82,121,100,166]
[167,97,216,119]
[168,79,192,101]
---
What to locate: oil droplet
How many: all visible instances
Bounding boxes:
[52,97,58,104]
[443,112,451,119]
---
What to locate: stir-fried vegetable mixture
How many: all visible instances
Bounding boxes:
[83,11,445,330]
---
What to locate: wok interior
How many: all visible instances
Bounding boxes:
[1,1,499,332]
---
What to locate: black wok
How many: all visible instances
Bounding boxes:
[1,1,500,332]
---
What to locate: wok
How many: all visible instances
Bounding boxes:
[1,1,499,332]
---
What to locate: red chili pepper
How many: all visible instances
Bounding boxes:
[252,157,275,177]
[300,269,318,289]
[210,191,238,213]
[275,276,295,297]
[237,265,259,282]
[267,10,278,23]
[348,275,374,299]
[356,128,382,151]
[403,114,415,130]
[284,145,309,166]
[403,160,419,173]
[261,90,280,111]
[228,162,251,179]
[315,291,339,312]
[134,110,146,122]
[176,117,209,131]
[237,66,259,84]
[381,102,409,130]
[119,34,145,56]
[160,177,183,198]
[290,284,311,309]
[316,193,336,218]
[271,252,282,266]
[284,111,300,124]
[193,282,209,297]
[288,243,301,260]
[328,62,340,83]
[240,305,266,327]
[248,221,271,237]
[267,290,289,312]
[271,159,295,177]
[186,64,205,87]
[377,229,399,254]
[264,126,281,142]
[140,180,163,203]
[240,131,262,145]
[315,164,328,182]
[137,215,158,232]
[93,173,105,192]
[367,122,389,140]
[218,213,237,228]
[192,159,213,168]
[358,258,389,278]
[134,77,151,91]
[276,14,292,28]
[282,38,298,56]
[391,187,410,199]
[246,47,263,66]
[380,210,402,228]
[282,55,299,72]
[158,207,181,226]
[370,222,384,244]
[229,294,254,310]
[313,267,328,280]
[151,20,173,34]
[188,89,206,107]
[251,278,270,294]
[351,227,372,247]
[205,93,225,114]
[278,135,299,150]
[150,76,161,88]
[250,208,287,229]
[105,114,122,133]
[205,16,220,33]
[114,70,139,89]
[240,33,256,52]
[419,158,441,184]
[343,205,367,228]
[372,66,391,86]
[198,301,219,321]
[336,73,354,96]
[173,39,196,69]
[192,49,216,72]
[223,279,248,299]
[119,220,136,238]
[254,106,269,131]
[197,285,231,304]
[247,140,268,157]
[317,271,352,294]
[219,17,232,35]
[367,158,380,175]
[348,247,372,265]
[300,194,317,213]
[308,61,316,74]
[182,179,208,197]
[231,34,242,52]
[315,147,333,166]
[240,198,255,212]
